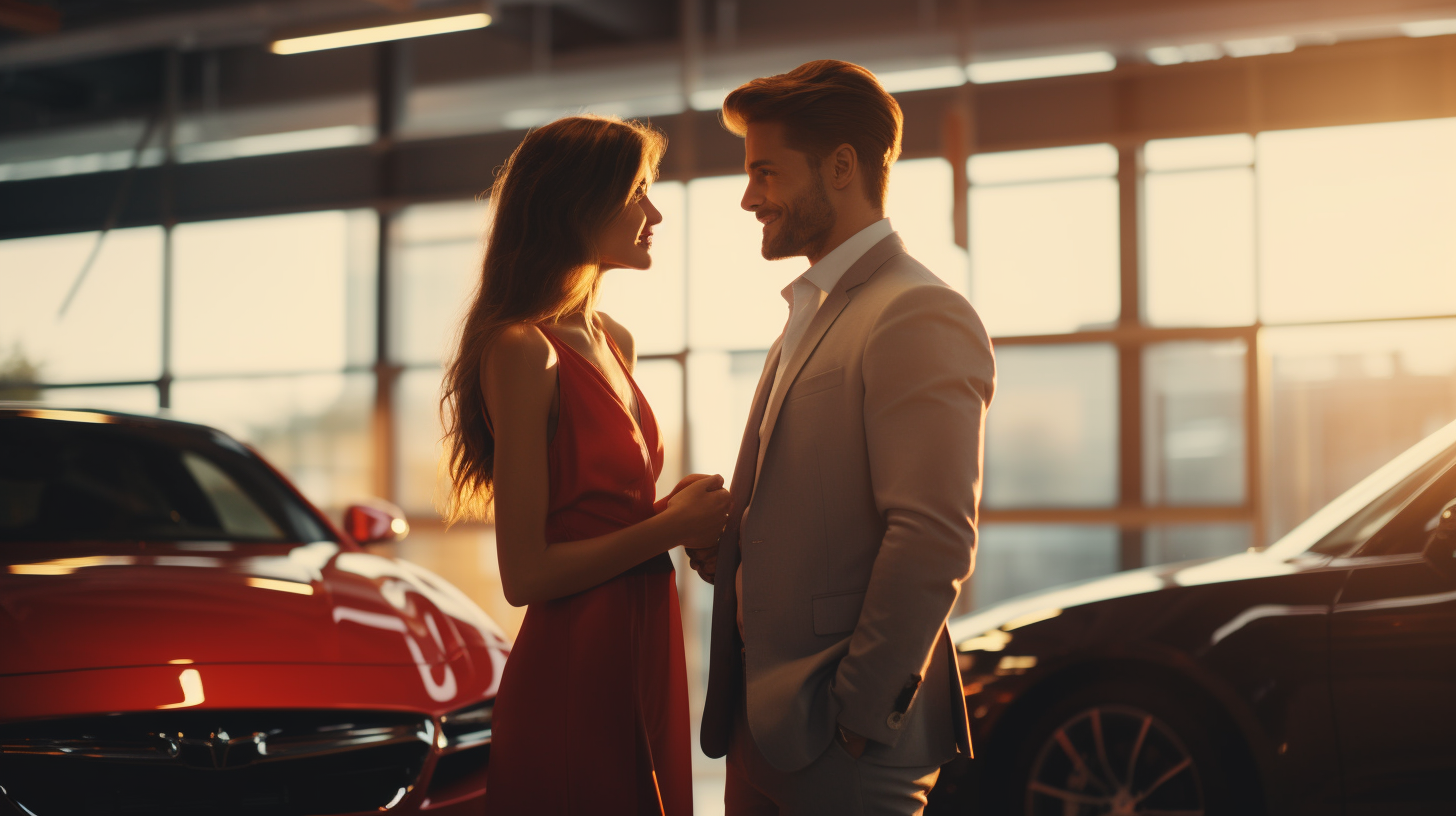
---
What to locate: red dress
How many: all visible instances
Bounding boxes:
[483,327,693,816]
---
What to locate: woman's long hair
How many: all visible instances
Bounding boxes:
[439,115,666,523]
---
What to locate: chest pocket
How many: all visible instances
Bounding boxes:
[788,366,844,402]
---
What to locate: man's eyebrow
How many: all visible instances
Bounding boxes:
[747,159,776,170]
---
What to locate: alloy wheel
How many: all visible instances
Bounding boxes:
[1024,704,1205,816]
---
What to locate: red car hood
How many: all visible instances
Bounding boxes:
[0,540,509,679]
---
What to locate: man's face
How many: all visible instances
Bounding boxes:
[741,121,835,261]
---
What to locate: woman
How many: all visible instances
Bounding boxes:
[441,115,728,815]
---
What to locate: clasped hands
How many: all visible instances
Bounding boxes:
[654,473,727,584]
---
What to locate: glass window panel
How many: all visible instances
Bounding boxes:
[1144,340,1247,506]
[1264,319,1456,542]
[688,350,769,489]
[170,373,374,514]
[0,227,162,383]
[392,200,490,367]
[1145,168,1256,327]
[598,181,687,355]
[1144,524,1252,568]
[984,344,1118,507]
[37,385,159,414]
[1144,134,1254,171]
[971,524,1119,610]
[970,177,1120,336]
[396,367,448,517]
[969,144,1119,185]
[1258,117,1456,323]
[687,175,802,351]
[633,359,684,497]
[886,158,968,293]
[174,211,376,376]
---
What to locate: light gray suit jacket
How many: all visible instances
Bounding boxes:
[700,233,996,772]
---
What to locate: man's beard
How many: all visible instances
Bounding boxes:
[760,168,835,261]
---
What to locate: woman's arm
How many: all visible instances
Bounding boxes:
[485,323,728,607]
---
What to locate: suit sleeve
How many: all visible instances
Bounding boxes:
[831,283,995,746]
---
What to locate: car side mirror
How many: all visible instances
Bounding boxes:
[343,499,410,544]
[1425,498,1456,574]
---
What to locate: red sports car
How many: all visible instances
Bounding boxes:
[0,406,510,815]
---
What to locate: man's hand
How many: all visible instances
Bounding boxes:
[686,545,718,584]
[836,724,868,759]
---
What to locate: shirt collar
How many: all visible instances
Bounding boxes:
[801,218,893,296]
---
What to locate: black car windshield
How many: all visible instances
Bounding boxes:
[1264,417,1456,560]
[0,414,333,543]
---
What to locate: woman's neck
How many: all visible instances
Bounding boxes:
[550,308,599,340]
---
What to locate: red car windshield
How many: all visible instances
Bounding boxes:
[1,416,333,544]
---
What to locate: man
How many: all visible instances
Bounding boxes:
[689,60,996,815]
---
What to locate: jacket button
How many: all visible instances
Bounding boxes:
[886,712,904,730]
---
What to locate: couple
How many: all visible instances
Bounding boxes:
[442,59,996,816]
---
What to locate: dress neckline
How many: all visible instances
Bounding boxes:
[542,323,646,436]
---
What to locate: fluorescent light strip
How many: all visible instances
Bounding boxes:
[968,51,1115,84]
[1401,18,1456,38]
[272,13,490,55]
[876,65,968,93]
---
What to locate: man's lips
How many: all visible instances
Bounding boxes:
[757,211,780,226]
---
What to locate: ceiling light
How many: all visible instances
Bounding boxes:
[968,51,1116,84]
[1401,18,1456,37]
[271,13,491,55]
[1181,43,1224,62]
[1223,35,1296,58]
[1147,46,1186,66]
[876,65,968,93]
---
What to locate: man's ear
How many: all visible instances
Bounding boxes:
[827,143,858,192]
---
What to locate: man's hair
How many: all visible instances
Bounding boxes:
[722,59,903,209]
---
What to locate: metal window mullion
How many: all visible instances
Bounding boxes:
[1116,142,1144,571]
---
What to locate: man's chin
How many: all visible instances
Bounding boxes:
[761,237,802,262]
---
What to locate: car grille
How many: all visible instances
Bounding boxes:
[0,709,433,815]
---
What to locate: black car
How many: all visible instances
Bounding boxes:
[931,418,1456,816]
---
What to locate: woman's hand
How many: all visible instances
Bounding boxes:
[653,473,714,514]
[662,474,731,552]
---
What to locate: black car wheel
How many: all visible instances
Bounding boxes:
[996,678,1258,816]
[1025,703,1202,815]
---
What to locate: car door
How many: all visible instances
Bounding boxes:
[1328,455,1456,816]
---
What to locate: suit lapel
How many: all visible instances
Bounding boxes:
[752,232,908,485]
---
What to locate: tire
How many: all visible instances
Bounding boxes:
[987,678,1259,816]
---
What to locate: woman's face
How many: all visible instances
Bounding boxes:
[597,171,663,272]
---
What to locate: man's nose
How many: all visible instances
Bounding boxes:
[740,182,761,213]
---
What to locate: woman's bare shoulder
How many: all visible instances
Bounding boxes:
[483,323,558,381]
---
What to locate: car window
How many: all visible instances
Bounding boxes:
[1309,451,1456,558]
[1358,458,1456,558]
[0,417,330,543]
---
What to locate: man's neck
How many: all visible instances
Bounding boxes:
[806,211,883,266]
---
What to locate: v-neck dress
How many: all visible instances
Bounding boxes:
[484,327,692,816]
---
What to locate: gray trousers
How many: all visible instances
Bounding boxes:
[724,694,940,816]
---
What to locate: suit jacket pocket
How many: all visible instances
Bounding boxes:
[812,589,866,636]
[788,366,844,402]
